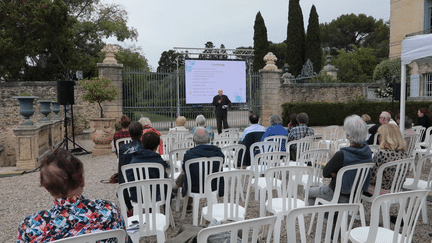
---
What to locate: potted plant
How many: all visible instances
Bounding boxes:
[79,77,119,156]
[13,92,39,126]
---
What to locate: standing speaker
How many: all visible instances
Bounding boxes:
[57,80,75,105]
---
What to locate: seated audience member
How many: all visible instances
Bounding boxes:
[404,117,415,136]
[169,116,189,134]
[181,127,224,203]
[361,114,373,124]
[367,111,391,145]
[386,110,397,125]
[308,115,372,205]
[368,124,408,195]
[127,131,168,203]
[191,114,214,141]
[240,113,265,142]
[17,149,124,242]
[118,122,143,184]
[287,112,314,159]
[261,114,288,152]
[139,117,163,155]
[113,115,131,156]
[286,113,299,133]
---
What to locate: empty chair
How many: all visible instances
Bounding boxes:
[416,126,432,148]
[403,154,432,224]
[264,135,288,152]
[197,216,277,243]
[248,141,279,168]
[212,137,239,148]
[405,133,420,158]
[414,135,432,158]
[216,131,240,139]
[350,190,430,243]
[286,139,312,165]
[117,179,172,243]
[283,203,362,243]
[51,229,127,243]
[160,134,176,160]
[180,157,224,226]
[222,127,240,133]
[297,149,330,187]
[412,125,426,142]
[168,148,189,211]
[201,170,254,224]
[220,144,246,171]
[317,125,340,151]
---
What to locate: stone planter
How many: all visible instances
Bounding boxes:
[13,96,39,126]
[38,100,52,122]
[89,117,116,156]
[52,101,61,119]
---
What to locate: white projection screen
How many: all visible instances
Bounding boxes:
[185,59,246,104]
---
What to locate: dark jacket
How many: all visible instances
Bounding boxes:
[182,145,224,197]
[367,124,380,145]
[238,131,265,167]
[118,140,142,184]
[212,94,231,116]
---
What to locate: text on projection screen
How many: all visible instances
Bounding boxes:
[185,60,246,104]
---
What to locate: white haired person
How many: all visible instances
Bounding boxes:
[308,115,372,205]
[169,116,189,134]
[139,117,163,155]
[191,114,214,141]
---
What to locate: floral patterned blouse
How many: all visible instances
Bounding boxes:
[17,195,125,243]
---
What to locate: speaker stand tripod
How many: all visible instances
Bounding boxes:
[56,104,90,155]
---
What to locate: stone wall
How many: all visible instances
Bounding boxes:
[0,81,99,167]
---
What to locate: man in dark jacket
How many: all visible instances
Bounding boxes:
[118,122,143,184]
[182,127,224,198]
[212,89,232,134]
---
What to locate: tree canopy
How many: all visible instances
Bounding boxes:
[286,0,305,77]
[305,5,321,74]
[157,50,183,72]
[253,11,269,71]
[333,46,377,83]
[0,0,138,81]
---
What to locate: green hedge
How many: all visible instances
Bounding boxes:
[282,100,432,126]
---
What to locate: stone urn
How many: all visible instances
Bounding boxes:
[52,101,61,119]
[13,96,39,126]
[38,100,52,122]
[89,117,116,156]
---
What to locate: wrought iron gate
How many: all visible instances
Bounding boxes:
[122,69,261,131]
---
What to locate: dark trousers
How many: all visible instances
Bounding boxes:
[216,113,228,134]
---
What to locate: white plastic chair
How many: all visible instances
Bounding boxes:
[308,163,374,235]
[216,131,240,139]
[405,133,420,158]
[197,216,277,243]
[403,154,432,224]
[51,229,127,243]
[250,152,287,216]
[172,140,195,150]
[222,127,240,133]
[283,203,362,243]
[362,157,413,228]
[297,149,330,187]
[265,166,314,243]
[317,125,340,151]
[180,157,224,226]
[201,170,254,224]
[220,144,246,171]
[171,130,191,142]
[117,179,172,243]
[168,148,188,211]
[212,137,239,147]
[116,137,132,162]
[121,163,165,184]
[350,190,430,243]
[160,134,176,160]
[264,135,289,152]
[286,139,312,165]
[412,125,426,142]
[248,141,279,166]
[416,126,432,147]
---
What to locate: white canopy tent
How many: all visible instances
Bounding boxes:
[400,33,432,134]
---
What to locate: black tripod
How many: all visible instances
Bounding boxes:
[57,104,90,155]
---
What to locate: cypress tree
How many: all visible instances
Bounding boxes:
[286,0,305,77]
[305,5,322,74]
[253,11,269,72]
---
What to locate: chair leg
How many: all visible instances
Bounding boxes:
[181,195,189,221]
[156,231,165,242]
[308,212,316,235]
[175,189,181,211]
[259,188,266,217]
[193,197,200,226]
[169,210,176,229]
[273,216,282,243]
[298,214,307,242]
[382,202,390,229]
[421,198,428,224]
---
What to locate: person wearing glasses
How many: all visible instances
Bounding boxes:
[367,111,391,145]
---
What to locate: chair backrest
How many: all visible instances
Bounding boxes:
[121,163,165,183]
[222,128,240,133]
[321,125,340,142]
[372,132,379,145]
[184,157,224,195]
[172,140,195,150]
[252,152,287,177]
[409,154,432,189]
[370,157,413,197]
[287,139,313,162]
[284,203,362,243]
[364,190,430,243]
[161,134,176,157]
[216,132,240,139]
[412,125,426,140]
[405,133,420,157]
[249,141,279,166]
[172,131,191,142]
[117,179,172,237]
[264,135,289,152]
[116,137,132,155]
[212,137,239,148]
[168,148,189,179]
[51,229,126,243]
[221,144,246,170]
[197,216,277,243]
[298,149,330,186]
[204,170,254,221]
[332,163,374,204]
[265,166,314,211]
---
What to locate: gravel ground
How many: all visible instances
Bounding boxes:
[1,128,432,242]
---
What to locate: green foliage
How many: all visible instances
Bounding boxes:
[305,5,322,74]
[373,58,411,98]
[19,92,32,96]
[268,41,287,69]
[253,11,269,72]
[310,73,338,83]
[112,44,149,71]
[157,50,184,72]
[333,46,377,83]
[286,0,305,77]
[79,77,119,118]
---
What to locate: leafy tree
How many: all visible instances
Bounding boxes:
[219,44,228,60]
[333,46,377,83]
[286,0,305,77]
[157,50,183,72]
[373,58,411,97]
[305,5,321,74]
[269,41,287,69]
[109,44,149,71]
[363,20,390,61]
[0,0,137,81]
[253,11,269,71]
[199,41,216,59]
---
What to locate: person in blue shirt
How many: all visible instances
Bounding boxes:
[261,114,288,151]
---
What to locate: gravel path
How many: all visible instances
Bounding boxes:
[1,128,432,242]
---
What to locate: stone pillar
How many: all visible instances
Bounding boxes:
[13,126,39,170]
[322,55,338,80]
[97,44,123,120]
[260,52,283,127]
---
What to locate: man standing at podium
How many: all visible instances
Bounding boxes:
[212,89,231,134]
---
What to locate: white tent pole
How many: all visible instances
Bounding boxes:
[400,64,407,135]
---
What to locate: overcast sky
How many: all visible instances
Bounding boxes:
[103,0,390,70]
